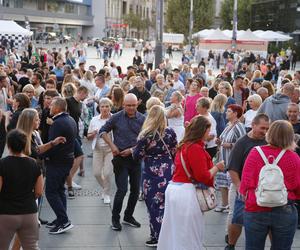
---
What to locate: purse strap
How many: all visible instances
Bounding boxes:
[157,131,173,159]
[180,149,195,183]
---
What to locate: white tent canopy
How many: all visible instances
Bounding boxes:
[238,29,264,41]
[193,29,292,42]
[0,20,32,36]
[253,30,292,42]
[203,28,230,40]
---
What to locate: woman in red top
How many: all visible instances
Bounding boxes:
[157,116,224,250]
[240,120,300,250]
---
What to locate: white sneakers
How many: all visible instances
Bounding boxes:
[72,181,82,190]
[101,193,111,204]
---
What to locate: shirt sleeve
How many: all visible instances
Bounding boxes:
[239,148,258,196]
[227,139,244,174]
[99,114,116,136]
[186,145,214,186]
[132,136,148,160]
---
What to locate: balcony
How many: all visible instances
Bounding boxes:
[0,7,94,26]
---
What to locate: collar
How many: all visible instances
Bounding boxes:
[52,112,64,119]
[124,110,138,119]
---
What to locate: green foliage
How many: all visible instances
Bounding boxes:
[123,13,150,39]
[166,0,214,37]
[220,0,252,30]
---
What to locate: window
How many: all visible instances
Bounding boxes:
[37,0,45,10]
[65,3,75,13]
[122,1,127,15]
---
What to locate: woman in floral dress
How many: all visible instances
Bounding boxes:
[133,105,177,247]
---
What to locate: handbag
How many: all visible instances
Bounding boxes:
[180,150,217,212]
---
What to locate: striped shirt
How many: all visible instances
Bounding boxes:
[220,122,246,166]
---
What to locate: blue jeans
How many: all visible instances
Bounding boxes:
[45,163,72,225]
[244,204,297,250]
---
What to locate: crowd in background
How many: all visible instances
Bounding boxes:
[1,40,300,250]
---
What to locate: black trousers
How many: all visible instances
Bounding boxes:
[0,119,6,158]
[111,155,141,221]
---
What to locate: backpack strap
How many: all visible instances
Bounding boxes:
[274,149,286,165]
[255,146,269,165]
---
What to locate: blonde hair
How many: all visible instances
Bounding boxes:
[16,108,38,155]
[211,93,227,113]
[22,84,35,93]
[247,94,262,108]
[146,97,164,111]
[99,97,113,107]
[252,70,262,80]
[83,70,94,82]
[172,91,183,103]
[138,105,166,139]
[220,81,233,97]
[62,83,77,98]
[266,120,295,150]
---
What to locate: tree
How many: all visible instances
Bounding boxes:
[220,0,252,30]
[166,0,214,38]
[123,13,149,39]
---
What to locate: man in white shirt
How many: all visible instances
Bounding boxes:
[172,69,185,95]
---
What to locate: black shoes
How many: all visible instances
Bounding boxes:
[145,239,158,247]
[123,216,141,228]
[111,218,122,231]
[49,221,74,234]
[67,187,75,199]
[46,219,57,229]
[225,244,235,250]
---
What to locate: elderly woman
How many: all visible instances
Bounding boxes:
[240,120,300,250]
[87,98,113,204]
[22,84,38,108]
[150,74,168,97]
[244,94,262,132]
[158,116,224,250]
[215,104,246,213]
[166,91,185,142]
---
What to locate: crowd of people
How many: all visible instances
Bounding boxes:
[1,40,300,250]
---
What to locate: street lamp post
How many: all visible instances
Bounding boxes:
[232,0,238,50]
[189,0,194,51]
[155,0,163,69]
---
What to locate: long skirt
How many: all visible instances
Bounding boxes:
[157,182,205,250]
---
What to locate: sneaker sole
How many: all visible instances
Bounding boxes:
[49,224,74,234]
[145,243,158,247]
[111,225,122,231]
[122,221,141,228]
[67,196,76,200]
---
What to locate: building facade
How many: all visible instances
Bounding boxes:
[0,0,105,39]
[251,0,300,33]
[105,0,156,40]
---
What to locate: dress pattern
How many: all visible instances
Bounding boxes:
[133,127,177,241]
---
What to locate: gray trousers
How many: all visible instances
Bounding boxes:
[0,213,39,250]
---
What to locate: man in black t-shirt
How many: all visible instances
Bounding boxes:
[225,114,270,250]
[65,86,88,198]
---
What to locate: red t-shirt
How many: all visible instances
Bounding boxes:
[240,145,300,212]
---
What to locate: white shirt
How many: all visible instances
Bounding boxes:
[110,67,119,79]
[244,109,258,128]
[173,80,185,92]
[88,115,112,150]
[206,113,217,148]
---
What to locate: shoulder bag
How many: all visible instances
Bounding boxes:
[180,150,217,212]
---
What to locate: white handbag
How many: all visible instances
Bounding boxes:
[180,151,217,212]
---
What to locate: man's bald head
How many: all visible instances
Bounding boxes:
[124,93,138,117]
[124,93,138,103]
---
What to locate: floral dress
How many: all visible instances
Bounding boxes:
[133,127,177,241]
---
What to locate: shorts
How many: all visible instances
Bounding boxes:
[74,138,84,158]
[232,194,245,225]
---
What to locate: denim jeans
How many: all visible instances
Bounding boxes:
[112,156,141,221]
[244,204,298,250]
[45,163,72,225]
